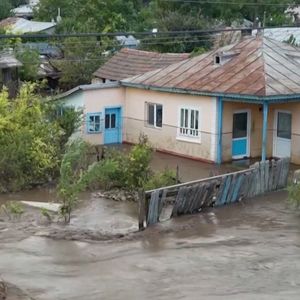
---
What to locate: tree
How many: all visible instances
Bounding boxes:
[0,83,81,192]
[0,0,12,20]
[50,37,106,90]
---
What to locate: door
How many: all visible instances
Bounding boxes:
[273,111,291,158]
[232,111,250,159]
[104,107,122,144]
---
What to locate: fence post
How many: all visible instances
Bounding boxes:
[138,189,146,231]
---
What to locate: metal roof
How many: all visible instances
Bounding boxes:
[0,17,56,34]
[54,82,121,100]
[253,28,300,44]
[122,36,300,97]
[93,48,190,81]
[0,51,22,69]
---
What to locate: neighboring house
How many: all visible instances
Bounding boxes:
[92,48,190,83]
[11,0,40,19]
[58,36,300,165]
[0,50,22,98]
[0,17,56,34]
[253,27,300,44]
[116,35,140,49]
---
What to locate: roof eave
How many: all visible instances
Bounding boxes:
[121,82,300,103]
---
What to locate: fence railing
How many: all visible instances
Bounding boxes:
[138,158,290,230]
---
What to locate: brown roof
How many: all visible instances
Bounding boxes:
[0,17,19,28]
[93,48,190,81]
[122,36,300,97]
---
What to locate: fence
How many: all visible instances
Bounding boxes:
[138,158,290,230]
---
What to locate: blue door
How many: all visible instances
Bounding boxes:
[104,107,122,144]
[232,111,249,159]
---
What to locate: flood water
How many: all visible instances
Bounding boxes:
[0,153,299,299]
[0,190,300,300]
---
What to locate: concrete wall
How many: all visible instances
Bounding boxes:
[82,86,125,144]
[123,88,217,162]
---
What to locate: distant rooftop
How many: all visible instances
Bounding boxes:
[0,51,22,69]
[93,48,190,81]
[0,17,56,34]
[253,28,300,44]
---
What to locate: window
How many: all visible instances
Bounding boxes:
[87,113,101,133]
[146,103,163,128]
[277,112,291,139]
[179,108,200,138]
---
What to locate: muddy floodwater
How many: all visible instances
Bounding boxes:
[0,189,300,300]
[0,154,299,299]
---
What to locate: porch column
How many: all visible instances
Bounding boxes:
[262,101,269,161]
[217,96,223,164]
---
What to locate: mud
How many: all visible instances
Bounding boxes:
[0,189,300,300]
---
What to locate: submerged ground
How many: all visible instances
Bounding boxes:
[0,152,299,299]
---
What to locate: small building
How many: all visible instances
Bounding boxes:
[0,17,56,34]
[58,36,300,165]
[92,48,190,83]
[0,50,22,98]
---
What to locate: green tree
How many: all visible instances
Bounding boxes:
[50,37,105,90]
[0,0,12,20]
[0,83,81,192]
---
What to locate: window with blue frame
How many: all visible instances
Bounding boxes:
[87,113,102,133]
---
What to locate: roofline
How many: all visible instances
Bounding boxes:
[53,82,121,100]
[121,82,300,103]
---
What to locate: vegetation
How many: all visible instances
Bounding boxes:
[0,83,81,193]
[57,139,91,223]
[57,135,177,222]
[287,183,300,208]
[0,201,24,220]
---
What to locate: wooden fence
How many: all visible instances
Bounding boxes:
[138,158,290,230]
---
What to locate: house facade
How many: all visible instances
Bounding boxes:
[58,36,300,165]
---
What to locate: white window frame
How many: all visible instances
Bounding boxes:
[146,102,163,128]
[177,106,201,143]
[87,112,102,134]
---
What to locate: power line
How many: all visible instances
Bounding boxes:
[1,25,300,40]
[162,0,300,6]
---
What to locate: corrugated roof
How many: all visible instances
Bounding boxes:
[0,17,56,34]
[93,48,190,81]
[122,36,300,97]
[253,28,300,44]
[0,52,22,69]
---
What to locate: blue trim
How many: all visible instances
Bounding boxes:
[262,102,269,161]
[122,82,300,103]
[86,112,102,134]
[217,96,223,164]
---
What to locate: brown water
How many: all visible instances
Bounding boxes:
[0,190,300,300]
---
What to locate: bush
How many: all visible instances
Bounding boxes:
[0,84,82,193]
[143,169,177,191]
[287,183,300,208]
[57,138,92,223]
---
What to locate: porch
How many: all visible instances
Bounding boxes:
[217,97,300,164]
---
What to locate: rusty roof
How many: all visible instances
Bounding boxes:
[122,36,300,97]
[93,48,190,81]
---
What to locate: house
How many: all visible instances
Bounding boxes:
[58,35,300,165]
[92,48,190,83]
[0,17,56,34]
[11,0,40,19]
[0,50,22,97]
[252,27,300,45]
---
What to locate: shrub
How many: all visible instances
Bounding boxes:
[287,183,300,208]
[143,169,177,191]
[57,138,92,223]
